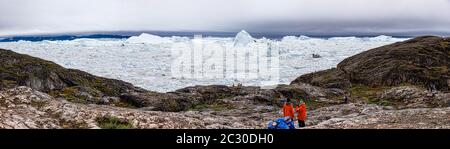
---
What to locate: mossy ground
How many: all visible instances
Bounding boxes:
[60,120,89,129]
[187,103,235,111]
[302,99,333,110]
[349,84,424,106]
[350,84,391,106]
[440,41,449,48]
[49,87,89,103]
[95,116,134,129]
[0,80,17,89]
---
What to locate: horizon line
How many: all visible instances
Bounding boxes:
[1,30,450,38]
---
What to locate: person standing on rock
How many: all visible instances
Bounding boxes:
[296,100,307,128]
[343,95,349,104]
[283,98,295,121]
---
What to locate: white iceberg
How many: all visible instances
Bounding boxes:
[281,36,298,42]
[367,35,393,42]
[298,35,311,40]
[281,35,311,43]
[233,30,255,47]
[126,33,172,44]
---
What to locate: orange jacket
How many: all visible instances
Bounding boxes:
[296,103,307,121]
[283,103,295,119]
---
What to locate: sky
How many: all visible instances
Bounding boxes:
[0,0,450,36]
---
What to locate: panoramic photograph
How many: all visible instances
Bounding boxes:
[0,0,449,134]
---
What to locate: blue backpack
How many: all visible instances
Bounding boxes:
[268,118,295,129]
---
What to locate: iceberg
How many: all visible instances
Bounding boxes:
[281,35,311,43]
[126,33,172,44]
[298,35,311,40]
[368,35,393,42]
[233,30,255,47]
[281,36,298,42]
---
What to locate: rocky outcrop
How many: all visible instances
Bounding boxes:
[0,48,150,107]
[308,103,450,129]
[377,86,450,108]
[2,87,448,129]
[0,86,278,129]
[287,36,450,129]
[293,36,450,91]
[155,83,343,112]
[292,68,351,89]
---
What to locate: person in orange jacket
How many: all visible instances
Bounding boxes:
[282,98,295,120]
[296,100,307,127]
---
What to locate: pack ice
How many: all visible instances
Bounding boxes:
[0,32,408,92]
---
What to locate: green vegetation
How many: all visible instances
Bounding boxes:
[302,99,330,110]
[60,121,89,129]
[188,103,235,111]
[440,41,450,48]
[48,87,89,103]
[215,93,233,99]
[50,112,90,129]
[430,66,448,74]
[30,101,47,109]
[0,80,17,89]
[157,98,180,111]
[350,84,392,106]
[350,85,380,99]
[60,87,80,102]
[95,116,134,129]
[92,78,115,96]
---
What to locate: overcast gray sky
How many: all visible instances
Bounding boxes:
[1,0,450,36]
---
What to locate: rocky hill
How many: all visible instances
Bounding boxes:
[0,49,152,107]
[1,36,450,129]
[292,36,450,91]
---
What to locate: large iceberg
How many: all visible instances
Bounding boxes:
[233,30,255,47]
[126,33,172,44]
[366,35,393,42]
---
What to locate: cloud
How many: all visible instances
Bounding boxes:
[0,0,449,36]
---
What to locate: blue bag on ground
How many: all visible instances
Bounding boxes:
[268,117,296,129]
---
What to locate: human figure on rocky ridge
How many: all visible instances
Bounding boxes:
[343,95,349,104]
[428,83,437,97]
[282,98,295,121]
[296,99,307,128]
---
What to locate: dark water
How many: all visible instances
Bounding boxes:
[0,34,129,42]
